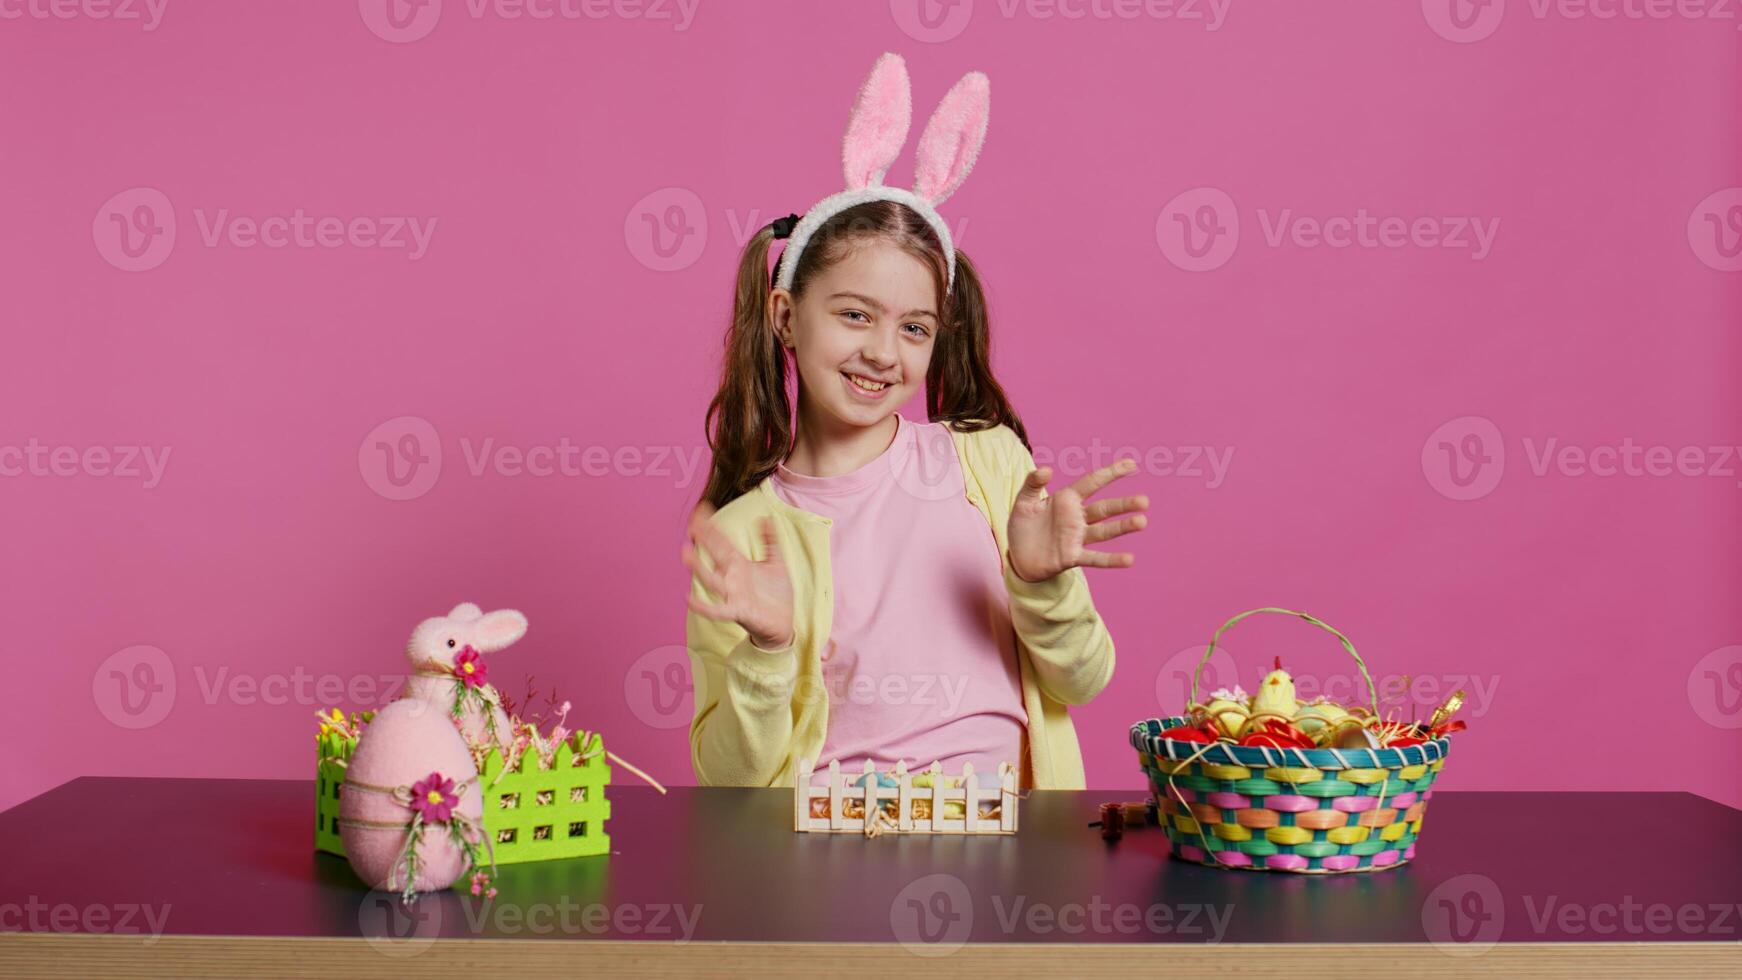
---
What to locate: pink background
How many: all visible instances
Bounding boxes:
[3,0,1740,816]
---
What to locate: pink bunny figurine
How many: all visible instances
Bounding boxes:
[403,602,528,754]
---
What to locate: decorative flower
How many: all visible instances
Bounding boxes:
[409,772,458,824]
[453,646,489,688]
[1209,685,1248,703]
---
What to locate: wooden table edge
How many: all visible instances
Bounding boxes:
[3,932,1740,978]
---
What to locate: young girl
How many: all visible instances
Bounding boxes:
[680,54,1148,790]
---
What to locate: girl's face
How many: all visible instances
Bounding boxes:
[772,241,940,431]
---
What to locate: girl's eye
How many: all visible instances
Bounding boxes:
[903,323,930,338]
[842,310,869,323]
[447,639,456,648]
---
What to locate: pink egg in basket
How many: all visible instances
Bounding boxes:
[337,698,484,895]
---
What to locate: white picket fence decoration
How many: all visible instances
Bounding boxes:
[794,758,1019,835]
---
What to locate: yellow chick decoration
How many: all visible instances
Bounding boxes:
[1250,656,1298,721]
[1292,699,1351,745]
[1203,685,1251,739]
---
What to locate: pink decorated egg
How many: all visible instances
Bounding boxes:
[338,698,483,894]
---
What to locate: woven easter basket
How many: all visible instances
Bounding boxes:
[1130,608,1454,874]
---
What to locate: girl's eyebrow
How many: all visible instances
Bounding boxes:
[828,292,938,321]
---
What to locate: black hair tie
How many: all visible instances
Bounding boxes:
[770,213,801,239]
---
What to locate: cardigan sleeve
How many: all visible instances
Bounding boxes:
[686,520,801,787]
[982,425,1118,706]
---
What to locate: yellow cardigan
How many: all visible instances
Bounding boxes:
[685,422,1116,790]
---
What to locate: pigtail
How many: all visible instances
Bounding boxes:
[926,248,1030,451]
[698,224,794,511]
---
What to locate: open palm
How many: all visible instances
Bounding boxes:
[683,514,795,651]
[1007,457,1150,583]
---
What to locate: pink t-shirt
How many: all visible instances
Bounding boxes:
[770,413,1028,779]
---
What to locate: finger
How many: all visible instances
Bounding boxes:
[1083,493,1149,523]
[1066,456,1139,499]
[757,516,783,564]
[1084,513,1147,544]
[686,592,736,623]
[1076,548,1136,569]
[686,499,718,537]
[682,541,730,597]
[1017,466,1053,502]
[690,520,741,572]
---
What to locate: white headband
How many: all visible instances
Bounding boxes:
[774,52,990,296]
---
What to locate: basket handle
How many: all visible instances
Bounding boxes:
[1190,607,1377,710]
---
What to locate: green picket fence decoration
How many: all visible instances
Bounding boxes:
[315,719,612,871]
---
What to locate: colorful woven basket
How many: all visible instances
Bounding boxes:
[1130,608,1455,874]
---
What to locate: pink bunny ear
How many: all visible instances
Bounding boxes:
[841,52,913,190]
[912,70,989,206]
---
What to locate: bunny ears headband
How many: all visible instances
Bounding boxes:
[773,52,991,294]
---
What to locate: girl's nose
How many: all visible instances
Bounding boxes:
[863,328,898,366]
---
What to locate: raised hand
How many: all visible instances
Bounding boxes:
[682,515,796,651]
[1006,457,1149,583]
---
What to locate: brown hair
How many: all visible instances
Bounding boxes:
[697,199,1030,511]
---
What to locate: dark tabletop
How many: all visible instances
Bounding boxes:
[2,778,1739,949]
